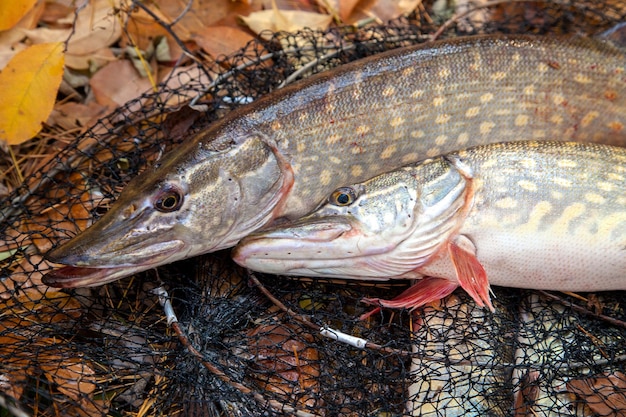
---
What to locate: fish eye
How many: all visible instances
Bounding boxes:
[155,186,184,212]
[329,187,357,206]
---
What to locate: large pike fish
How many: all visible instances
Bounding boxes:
[233,142,626,314]
[44,33,626,287]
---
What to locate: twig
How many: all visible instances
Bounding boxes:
[246,271,480,364]
[169,0,193,27]
[537,290,626,330]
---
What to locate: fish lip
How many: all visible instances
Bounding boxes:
[232,217,358,265]
[43,265,133,288]
[45,239,185,268]
[43,240,186,288]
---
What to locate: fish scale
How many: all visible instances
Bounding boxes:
[44,34,626,287]
[233,141,626,313]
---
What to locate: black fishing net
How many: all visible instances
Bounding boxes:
[1,1,626,416]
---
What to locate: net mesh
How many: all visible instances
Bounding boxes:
[1,1,626,416]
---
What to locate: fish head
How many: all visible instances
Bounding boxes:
[44,132,294,287]
[233,156,469,279]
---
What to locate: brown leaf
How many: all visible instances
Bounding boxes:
[0,255,48,299]
[40,0,74,24]
[124,5,180,51]
[346,0,421,24]
[318,0,360,22]
[240,8,332,38]
[567,372,626,416]
[3,288,82,323]
[40,355,96,401]
[0,355,29,400]
[247,323,322,409]
[60,0,123,56]
[193,26,257,59]
[25,0,123,69]
[90,59,153,108]
[49,101,108,131]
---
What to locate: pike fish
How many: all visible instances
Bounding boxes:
[233,141,626,314]
[44,33,626,287]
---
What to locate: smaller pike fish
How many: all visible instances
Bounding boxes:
[233,141,626,314]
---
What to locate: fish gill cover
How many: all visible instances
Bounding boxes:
[0,1,625,416]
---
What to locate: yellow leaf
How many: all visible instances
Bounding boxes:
[0,0,37,31]
[0,42,65,145]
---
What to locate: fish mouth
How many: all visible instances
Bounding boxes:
[43,265,148,288]
[43,240,185,288]
[45,238,185,268]
[233,217,354,262]
[232,217,394,278]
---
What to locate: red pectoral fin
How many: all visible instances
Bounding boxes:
[360,277,458,320]
[448,238,494,312]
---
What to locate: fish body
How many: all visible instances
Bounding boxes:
[233,141,626,311]
[45,34,626,287]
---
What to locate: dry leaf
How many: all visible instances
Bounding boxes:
[40,0,74,24]
[41,355,96,400]
[24,0,123,69]
[59,0,122,56]
[567,372,626,416]
[318,0,360,22]
[240,8,332,38]
[193,26,256,59]
[2,288,82,325]
[0,0,37,31]
[347,0,421,24]
[0,43,27,71]
[0,356,29,400]
[49,101,108,131]
[247,323,322,409]
[0,42,65,145]
[159,65,215,106]
[21,26,72,44]
[90,59,153,108]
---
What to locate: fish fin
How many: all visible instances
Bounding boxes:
[359,277,458,320]
[448,236,494,312]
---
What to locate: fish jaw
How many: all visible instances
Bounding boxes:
[43,201,188,287]
[44,264,159,288]
[232,217,398,279]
